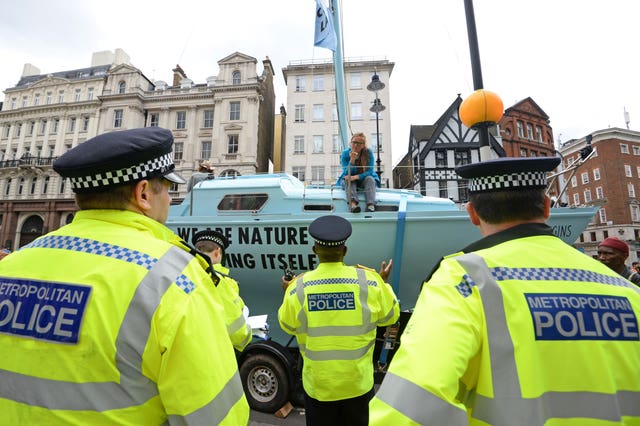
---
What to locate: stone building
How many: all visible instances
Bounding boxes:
[0,49,275,250]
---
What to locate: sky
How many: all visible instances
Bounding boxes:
[1,0,639,165]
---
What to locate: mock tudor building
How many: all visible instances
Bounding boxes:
[0,49,275,250]
[559,128,640,261]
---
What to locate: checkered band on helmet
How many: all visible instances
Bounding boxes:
[468,171,547,193]
[198,234,226,248]
[313,238,347,247]
[69,152,174,190]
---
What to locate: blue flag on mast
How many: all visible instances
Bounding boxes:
[314,0,336,51]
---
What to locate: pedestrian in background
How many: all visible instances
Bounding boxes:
[598,237,640,285]
[187,159,215,192]
[193,229,252,351]
[278,215,399,426]
[370,157,640,425]
[0,127,249,424]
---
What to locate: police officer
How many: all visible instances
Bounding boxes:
[193,229,252,351]
[0,128,249,424]
[278,215,399,426]
[370,157,640,425]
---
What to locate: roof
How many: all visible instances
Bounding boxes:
[14,64,112,88]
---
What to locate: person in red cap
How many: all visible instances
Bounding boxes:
[597,236,640,285]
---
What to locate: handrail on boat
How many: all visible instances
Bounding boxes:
[546,148,596,207]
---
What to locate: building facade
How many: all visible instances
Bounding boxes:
[498,97,556,158]
[559,128,640,262]
[282,57,394,187]
[0,49,275,250]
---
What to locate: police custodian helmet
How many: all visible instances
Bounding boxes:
[53,127,185,193]
[308,215,352,247]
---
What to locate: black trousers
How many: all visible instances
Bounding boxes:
[303,387,375,426]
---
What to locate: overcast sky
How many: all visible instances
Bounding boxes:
[1,0,639,164]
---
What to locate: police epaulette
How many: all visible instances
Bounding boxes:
[354,264,375,272]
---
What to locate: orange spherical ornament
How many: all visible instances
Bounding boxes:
[459,89,504,128]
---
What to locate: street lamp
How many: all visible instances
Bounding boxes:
[367,72,385,178]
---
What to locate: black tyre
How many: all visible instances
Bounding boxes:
[239,353,290,413]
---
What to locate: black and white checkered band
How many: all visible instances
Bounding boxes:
[314,239,347,247]
[69,152,174,190]
[196,235,225,248]
[468,171,547,192]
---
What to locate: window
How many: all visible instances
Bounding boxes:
[312,104,324,121]
[520,148,527,157]
[42,176,49,195]
[331,104,338,121]
[621,143,630,154]
[39,120,47,135]
[530,151,537,157]
[625,164,632,177]
[229,102,240,120]
[571,176,577,187]
[22,96,29,108]
[589,232,596,242]
[14,123,22,137]
[51,119,59,134]
[4,178,11,196]
[87,87,94,100]
[295,76,306,92]
[232,71,241,85]
[18,177,24,195]
[48,145,55,157]
[292,166,305,181]
[174,142,184,161]
[28,121,35,136]
[68,117,76,133]
[629,183,636,198]
[294,136,305,154]
[311,166,325,182]
[584,189,592,203]
[439,181,448,198]
[435,150,447,167]
[331,166,341,181]
[46,92,52,104]
[59,178,65,194]
[632,205,640,222]
[149,113,159,127]
[454,150,471,165]
[227,135,239,154]
[10,98,16,109]
[371,133,382,153]
[113,110,123,128]
[350,102,362,120]
[332,135,341,153]
[294,104,305,122]
[82,117,89,132]
[350,72,361,89]
[118,81,126,94]
[201,141,211,159]
[516,121,524,138]
[74,89,81,101]
[638,166,640,178]
[593,168,600,180]
[313,135,324,153]
[313,75,324,91]
[633,146,640,155]
[581,172,589,184]
[217,194,268,211]
[536,126,543,142]
[34,93,41,106]
[176,111,186,129]
[58,90,64,103]
[573,193,580,205]
[30,178,37,195]
[203,110,214,128]
[526,124,534,140]
[599,208,607,224]
[596,186,604,199]
[3,125,9,138]
[458,182,469,203]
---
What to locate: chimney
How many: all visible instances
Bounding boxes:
[172,65,187,87]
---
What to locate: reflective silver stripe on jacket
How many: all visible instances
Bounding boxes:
[456,253,640,426]
[0,240,194,412]
[295,268,376,360]
[168,371,245,425]
[374,371,468,425]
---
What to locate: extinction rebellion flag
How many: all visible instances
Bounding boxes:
[314,0,337,51]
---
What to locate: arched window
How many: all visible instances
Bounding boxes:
[20,215,44,247]
[118,81,126,94]
[232,71,241,85]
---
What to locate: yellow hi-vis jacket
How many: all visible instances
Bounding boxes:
[213,263,252,351]
[370,223,640,425]
[278,262,399,401]
[0,209,249,425]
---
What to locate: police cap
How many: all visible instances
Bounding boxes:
[53,127,185,193]
[192,230,229,250]
[308,215,352,247]
[455,156,560,194]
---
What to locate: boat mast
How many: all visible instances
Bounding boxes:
[331,0,350,150]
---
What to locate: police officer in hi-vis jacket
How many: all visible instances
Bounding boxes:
[370,157,640,425]
[0,127,249,424]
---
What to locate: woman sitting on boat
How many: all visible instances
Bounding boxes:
[338,132,381,213]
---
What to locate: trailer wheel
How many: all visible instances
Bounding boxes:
[240,353,290,413]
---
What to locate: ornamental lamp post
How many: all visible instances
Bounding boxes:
[367,72,386,178]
